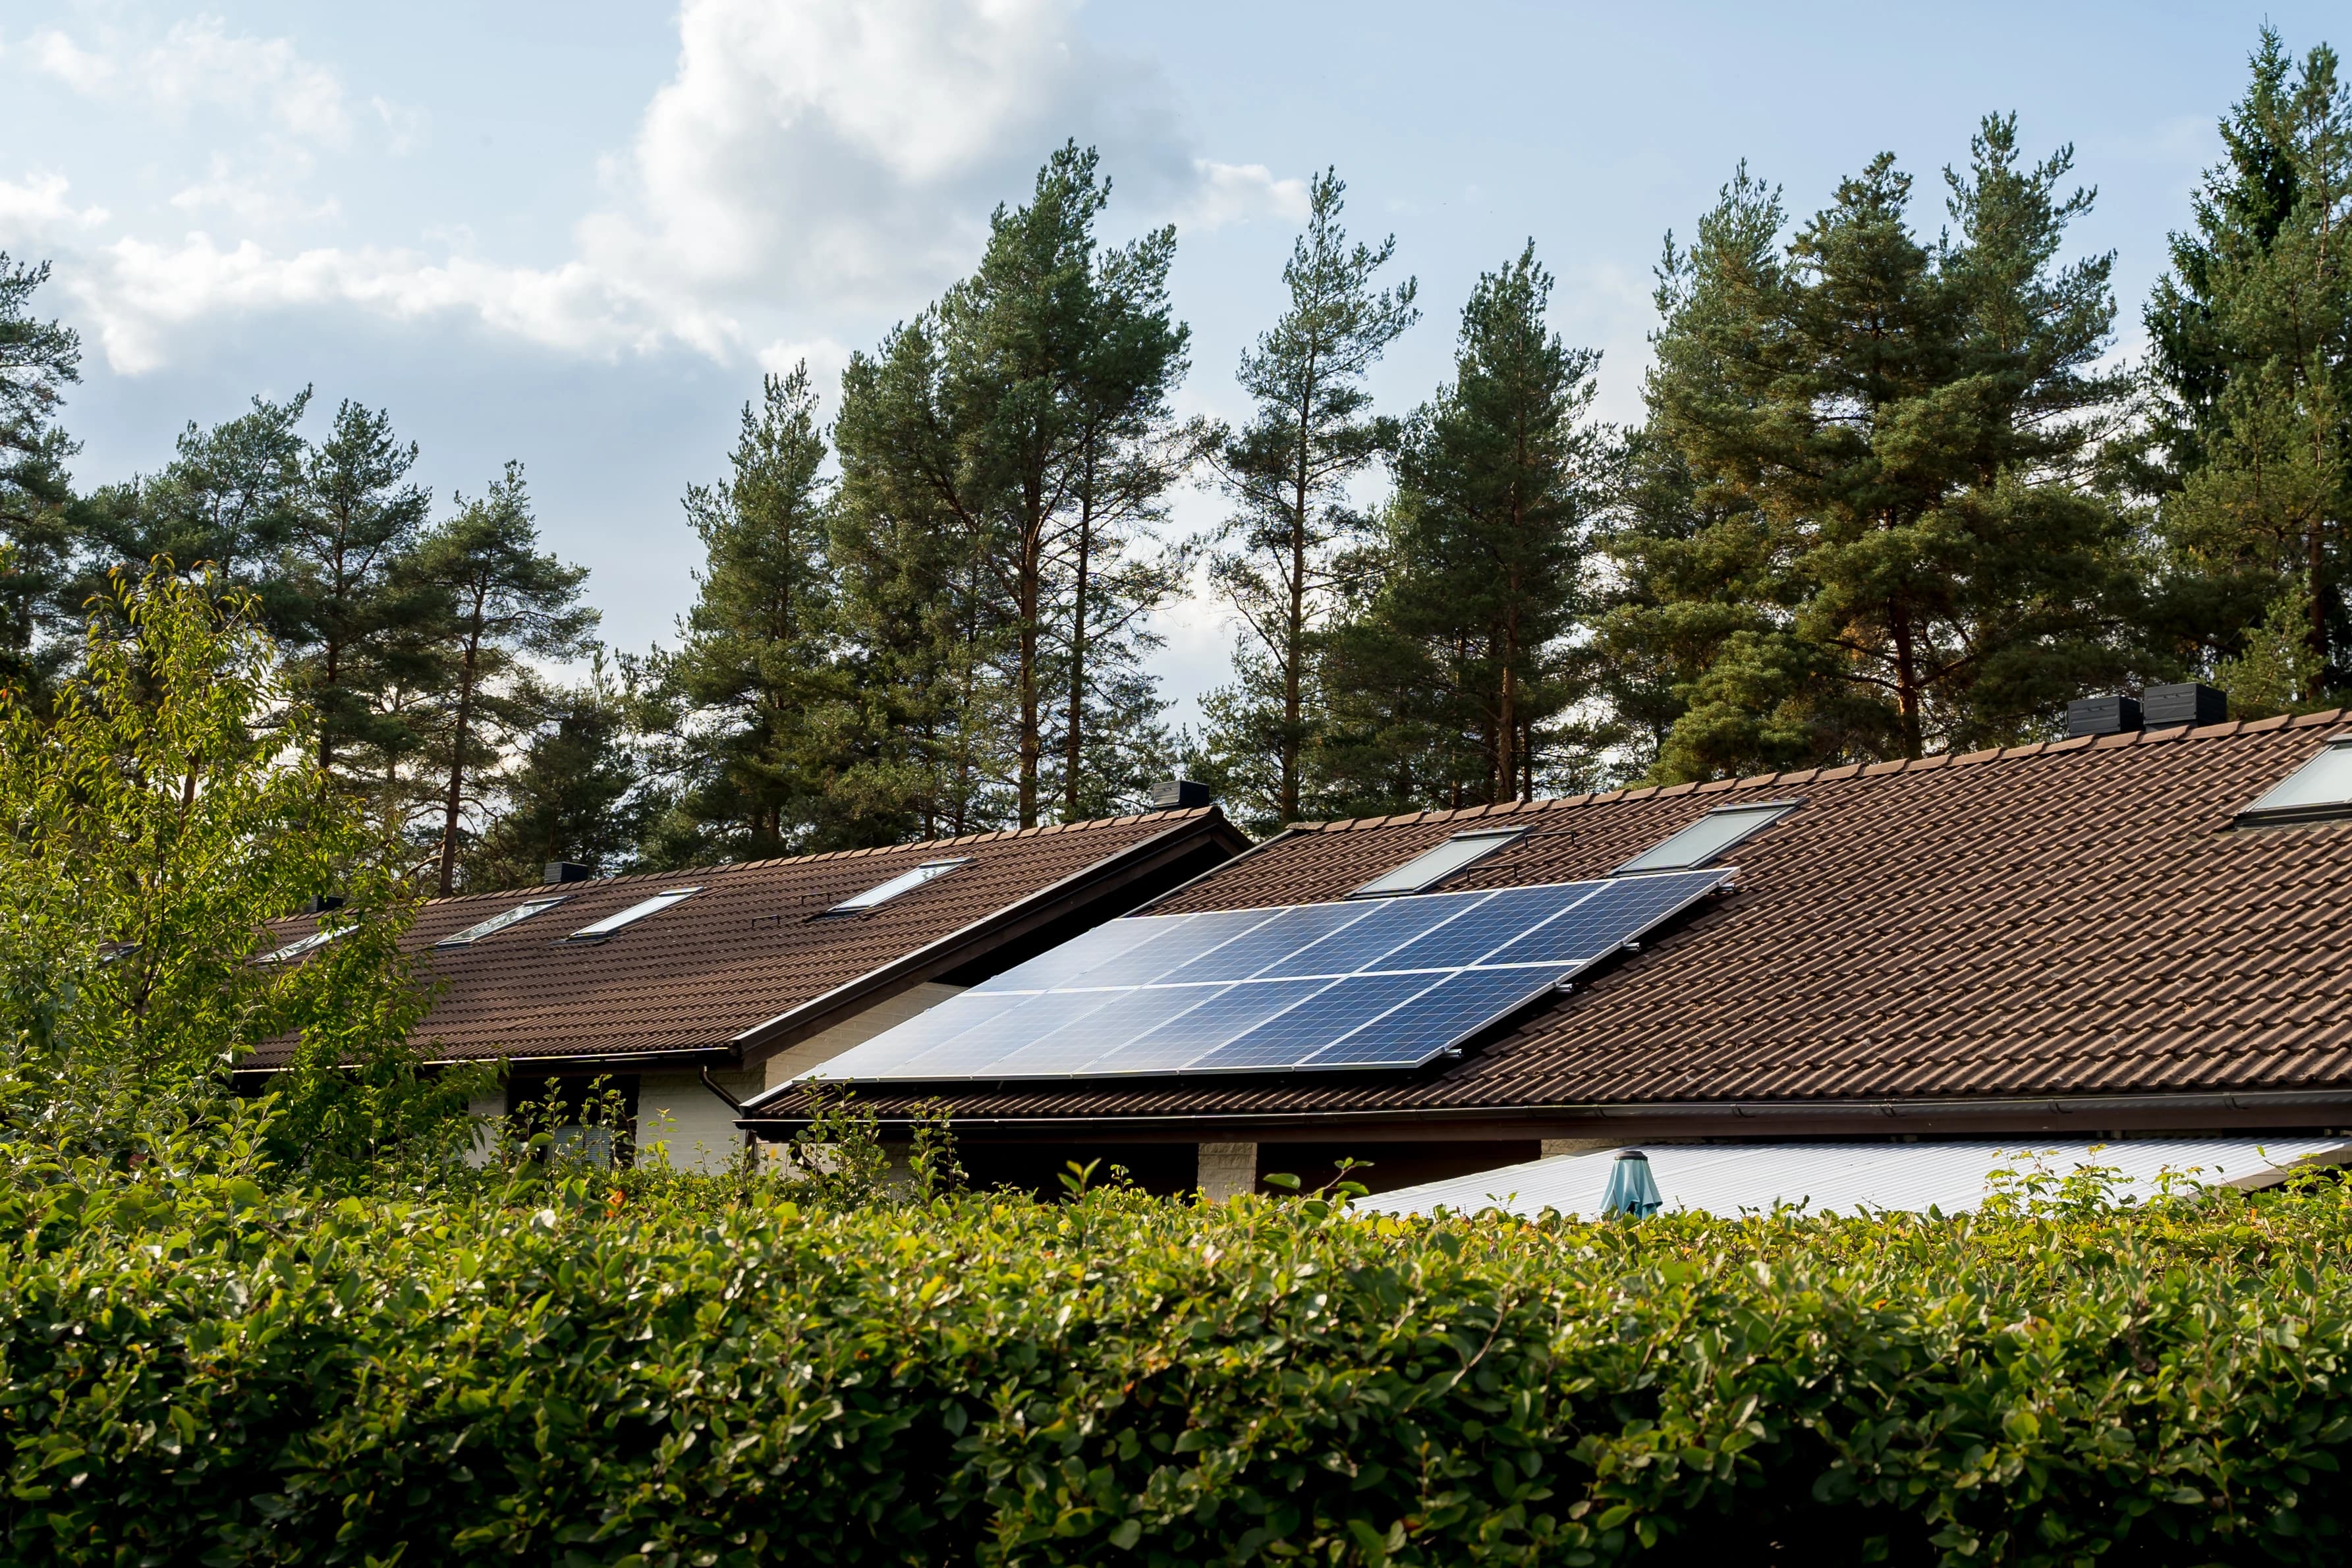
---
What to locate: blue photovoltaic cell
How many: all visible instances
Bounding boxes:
[804,990,1034,1080]
[1184,971,1439,1071]
[1370,883,1600,972]
[973,915,1173,993]
[885,989,1127,1077]
[1254,891,1484,979]
[1481,869,1723,966]
[791,866,1732,1084]
[1059,908,1281,989]
[1301,966,1570,1069]
[1092,978,1331,1074]
[1161,902,1379,983]
[985,984,1228,1075]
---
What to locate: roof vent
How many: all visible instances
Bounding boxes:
[1152,778,1212,810]
[2143,681,2227,731]
[544,861,594,885]
[2065,693,2141,739]
[301,895,345,914]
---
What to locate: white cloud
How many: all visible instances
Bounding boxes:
[0,172,110,237]
[25,14,409,148]
[16,0,1297,375]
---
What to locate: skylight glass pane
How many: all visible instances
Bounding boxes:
[1353,830,1524,897]
[562,887,701,942]
[255,926,350,966]
[829,857,973,913]
[2241,739,2352,821]
[434,896,569,949]
[1617,802,1796,874]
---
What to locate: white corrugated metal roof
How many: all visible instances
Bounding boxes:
[1363,1138,2352,1220]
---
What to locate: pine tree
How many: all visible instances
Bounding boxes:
[281,399,433,781]
[401,464,597,894]
[1626,121,2138,780]
[465,650,647,888]
[2144,30,2351,699]
[82,391,313,629]
[1322,244,1606,811]
[835,143,1192,830]
[662,364,854,856]
[1202,169,1418,829]
[0,254,83,702]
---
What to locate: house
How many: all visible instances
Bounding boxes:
[736,692,2352,1202]
[242,802,1247,1169]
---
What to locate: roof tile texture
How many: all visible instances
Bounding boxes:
[893,715,2352,1119]
[253,810,1217,1067]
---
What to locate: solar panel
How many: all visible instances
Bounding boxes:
[796,866,1731,1084]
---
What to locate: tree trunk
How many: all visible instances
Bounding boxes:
[1065,453,1094,822]
[1889,600,1923,759]
[1280,383,1312,826]
[435,598,487,896]
[1017,478,1044,829]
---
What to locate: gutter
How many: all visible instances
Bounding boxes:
[737,1086,2352,1139]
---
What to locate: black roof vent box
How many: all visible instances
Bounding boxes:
[544,861,595,885]
[2143,681,2227,731]
[1152,778,1212,811]
[2066,693,2142,739]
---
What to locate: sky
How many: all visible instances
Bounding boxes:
[3,0,2341,730]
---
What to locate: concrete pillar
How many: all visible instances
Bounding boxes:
[1196,1141,1258,1200]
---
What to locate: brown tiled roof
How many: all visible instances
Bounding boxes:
[815,714,2352,1128]
[247,808,1243,1069]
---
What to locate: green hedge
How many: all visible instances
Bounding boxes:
[5,1159,2351,1566]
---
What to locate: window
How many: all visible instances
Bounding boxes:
[1353,828,1525,897]
[254,926,351,966]
[2238,737,2352,826]
[561,887,702,943]
[434,896,569,949]
[1616,801,1798,874]
[827,858,974,914]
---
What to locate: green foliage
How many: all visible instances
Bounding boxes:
[1204,169,1420,831]
[1318,244,1610,814]
[8,1140,2352,1565]
[0,563,478,1179]
[2144,29,2352,695]
[0,254,82,705]
[1619,119,2142,783]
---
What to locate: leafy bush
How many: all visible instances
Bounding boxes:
[5,1143,2351,1567]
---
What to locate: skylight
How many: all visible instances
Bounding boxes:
[1617,802,1798,874]
[827,858,974,914]
[434,896,569,949]
[255,926,351,966]
[561,887,702,943]
[1353,828,1525,897]
[2238,737,2352,825]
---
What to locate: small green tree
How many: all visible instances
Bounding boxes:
[0,563,479,1178]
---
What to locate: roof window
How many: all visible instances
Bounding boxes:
[435,895,569,949]
[2237,737,2352,826]
[255,926,351,966]
[561,886,702,943]
[827,858,974,914]
[1617,801,1797,874]
[1353,827,1525,897]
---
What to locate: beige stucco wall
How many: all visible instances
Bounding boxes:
[637,1068,764,1173]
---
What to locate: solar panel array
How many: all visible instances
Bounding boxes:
[798,867,1731,1084]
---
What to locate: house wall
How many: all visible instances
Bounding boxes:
[638,1068,763,1173]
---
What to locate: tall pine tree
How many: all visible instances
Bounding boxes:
[1623,120,2138,779]
[1320,244,1606,812]
[402,464,597,894]
[0,254,83,703]
[658,364,856,858]
[2144,29,2351,708]
[1202,169,1418,829]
